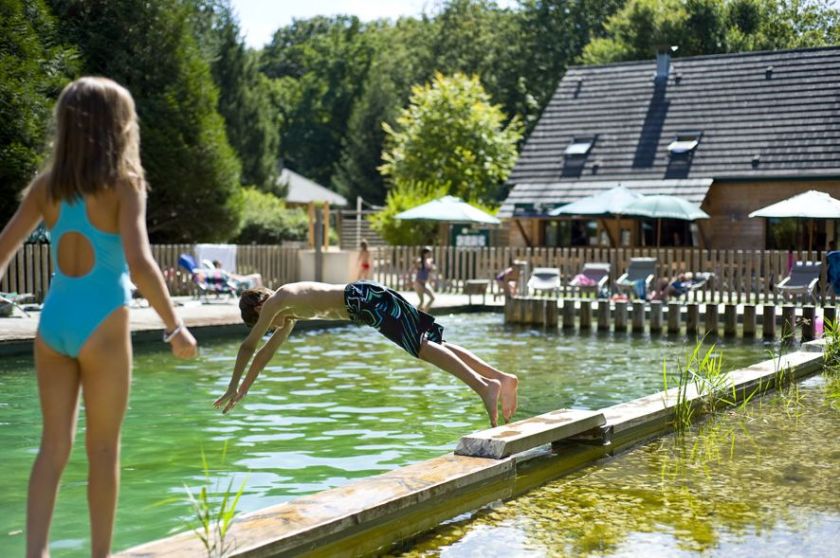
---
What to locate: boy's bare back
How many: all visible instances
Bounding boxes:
[268,281,350,321]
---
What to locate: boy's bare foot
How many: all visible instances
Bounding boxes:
[481,379,501,427]
[500,373,519,423]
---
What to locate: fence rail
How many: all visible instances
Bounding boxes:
[1,244,835,305]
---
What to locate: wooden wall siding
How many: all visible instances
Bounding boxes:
[702,179,840,249]
[3,244,837,306]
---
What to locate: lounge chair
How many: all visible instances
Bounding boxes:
[178,254,237,302]
[616,258,657,299]
[527,267,561,297]
[0,292,36,317]
[568,263,610,298]
[776,261,821,304]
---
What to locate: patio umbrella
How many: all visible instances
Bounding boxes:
[548,186,641,217]
[549,186,642,247]
[621,195,709,247]
[395,195,501,225]
[748,190,840,250]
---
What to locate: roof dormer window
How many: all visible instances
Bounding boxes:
[565,136,595,156]
[668,132,702,155]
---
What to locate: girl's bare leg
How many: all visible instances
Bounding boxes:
[27,338,82,558]
[417,340,500,427]
[414,282,426,310]
[443,343,518,423]
[78,308,132,558]
[422,285,435,310]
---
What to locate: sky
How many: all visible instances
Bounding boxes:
[230,0,517,48]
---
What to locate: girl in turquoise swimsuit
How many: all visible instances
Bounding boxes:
[0,77,198,557]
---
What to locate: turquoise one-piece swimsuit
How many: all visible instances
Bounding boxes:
[39,199,132,357]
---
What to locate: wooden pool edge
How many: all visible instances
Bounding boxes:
[116,343,827,558]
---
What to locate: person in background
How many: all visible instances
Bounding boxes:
[414,246,436,311]
[356,240,372,280]
[495,261,523,298]
[211,259,262,290]
[0,77,197,558]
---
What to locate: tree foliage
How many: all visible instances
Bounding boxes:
[581,0,840,64]
[48,0,242,242]
[0,0,76,224]
[380,72,522,204]
[233,187,308,244]
[368,183,446,246]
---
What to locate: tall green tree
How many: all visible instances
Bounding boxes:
[333,18,435,205]
[0,0,76,225]
[48,0,242,242]
[380,72,522,203]
[189,0,282,193]
[261,15,375,187]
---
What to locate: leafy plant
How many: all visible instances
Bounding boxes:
[183,444,246,557]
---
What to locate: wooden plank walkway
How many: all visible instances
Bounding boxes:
[455,409,606,459]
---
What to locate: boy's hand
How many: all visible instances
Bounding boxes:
[214,388,247,414]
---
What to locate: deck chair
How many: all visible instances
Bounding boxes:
[0,292,36,317]
[776,261,821,305]
[616,258,657,299]
[178,254,237,302]
[527,267,561,297]
[568,263,610,298]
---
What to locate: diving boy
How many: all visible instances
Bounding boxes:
[214,281,518,427]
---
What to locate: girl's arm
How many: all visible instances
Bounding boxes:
[0,178,44,279]
[118,181,196,358]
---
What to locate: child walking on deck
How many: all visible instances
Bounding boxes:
[0,77,198,558]
[214,281,518,427]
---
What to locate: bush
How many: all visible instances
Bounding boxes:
[233,187,308,244]
[369,182,444,245]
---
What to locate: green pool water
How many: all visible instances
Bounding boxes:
[0,313,772,556]
[396,373,840,558]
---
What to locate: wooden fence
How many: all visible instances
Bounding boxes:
[1,244,300,300]
[2,244,835,305]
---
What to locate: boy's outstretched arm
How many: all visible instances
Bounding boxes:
[214,312,296,413]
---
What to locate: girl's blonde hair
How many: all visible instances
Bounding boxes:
[46,76,145,200]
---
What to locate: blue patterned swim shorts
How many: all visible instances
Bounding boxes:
[344,280,444,357]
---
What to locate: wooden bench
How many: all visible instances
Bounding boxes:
[464,280,490,305]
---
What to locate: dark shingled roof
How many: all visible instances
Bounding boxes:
[500,47,840,217]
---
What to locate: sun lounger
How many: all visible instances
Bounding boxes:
[527,268,561,297]
[776,261,821,305]
[615,258,656,299]
[568,263,610,298]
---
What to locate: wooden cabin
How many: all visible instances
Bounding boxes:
[499,47,840,250]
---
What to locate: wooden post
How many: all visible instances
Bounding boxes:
[743,304,756,337]
[632,301,645,332]
[523,297,536,325]
[614,301,628,331]
[802,305,816,341]
[649,301,663,334]
[782,305,796,341]
[579,300,592,331]
[562,299,576,329]
[544,299,558,328]
[824,306,837,330]
[762,305,776,339]
[307,202,315,248]
[504,297,514,324]
[597,300,610,331]
[532,298,546,328]
[667,302,681,334]
[322,202,330,250]
[724,304,737,337]
[705,303,719,337]
[686,303,699,335]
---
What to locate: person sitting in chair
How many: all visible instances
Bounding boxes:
[212,260,263,291]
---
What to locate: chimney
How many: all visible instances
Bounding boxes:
[656,51,671,81]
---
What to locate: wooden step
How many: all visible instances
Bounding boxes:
[455,409,607,459]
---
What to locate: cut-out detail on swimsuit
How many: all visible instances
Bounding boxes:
[38,199,132,357]
[56,231,94,277]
